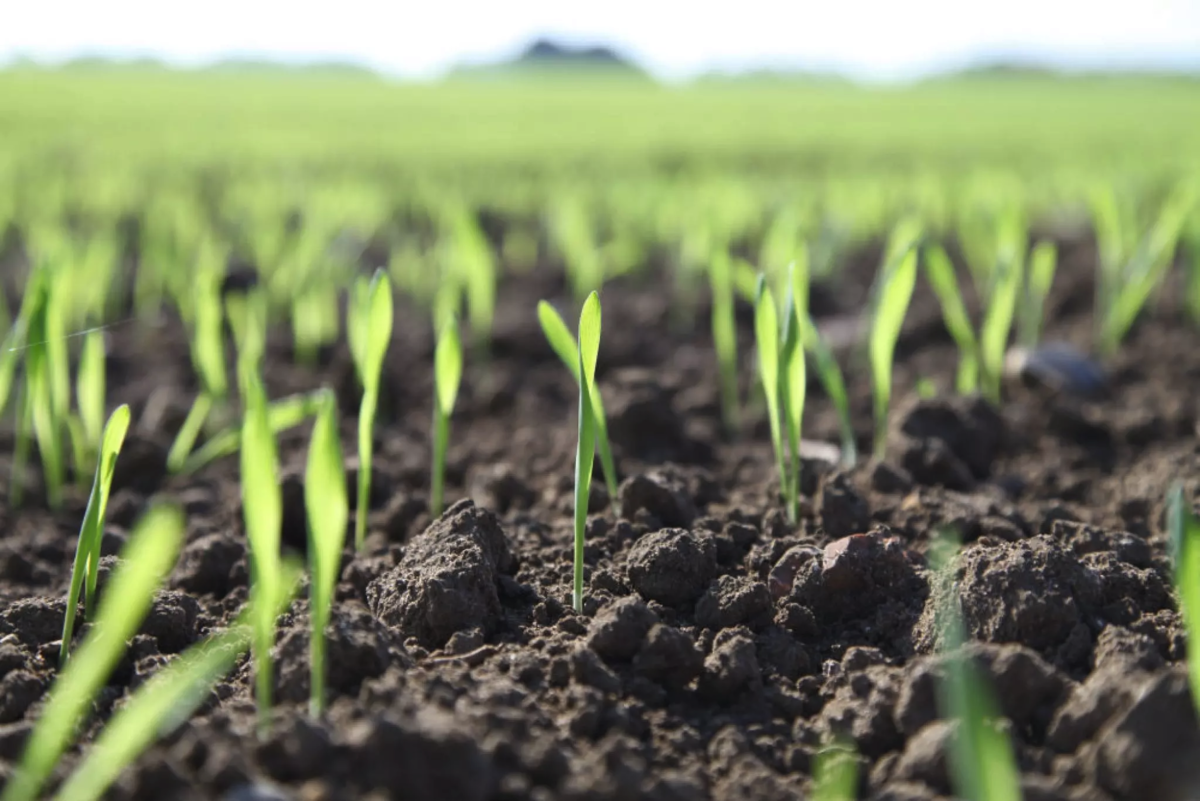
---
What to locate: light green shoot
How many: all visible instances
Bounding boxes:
[779,263,808,523]
[1,504,184,801]
[240,366,284,738]
[22,271,67,509]
[431,314,463,518]
[353,268,393,551]
[979,245,1024,404]
[928,530,1022,801]
[810,738,859,801]
[1019,241,1058,349]
[52,562,301,801]
[1167,484,1200,716]
[753,277,787,512]
[168,271,232,472]
[868,237,919,459]
[61,404,131,666]
[305,390,348,718]
[923,243,980,394]
[1099,186,1196,356]
[801,315,857,467]
[75,329,106,463]
[709,249,740,434]
[537,300,619,512]
[572,292,602,614]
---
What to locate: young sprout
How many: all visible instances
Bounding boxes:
[1167,484,1200,716]
[923,243,980,394]
[928,529,1022,801]
[349,268,393,551]
[1098,185,1196,356]
[572,292,602,613]
[20,269,67,508]
[538,299,619,512]
[60,405,131,666]
[168,267,229,472]
[1018,241,1058,349]
[54,559,302,801]
[1,504,184,801]
[709,248,740,434]
[810,737,859,801]
[979,230,1024,404]
[304,390,348,718]
[868,227,920,459]
[74,329,107,469]
[801,315,857,467]
[431,313,463,518]
[753,277,786,514]
[240,364,285,737]
[779,264,808,523]
[177,389,328,475]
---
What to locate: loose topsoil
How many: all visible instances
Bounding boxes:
[1,226,1199,801]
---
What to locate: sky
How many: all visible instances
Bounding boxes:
[4,0,1200,81]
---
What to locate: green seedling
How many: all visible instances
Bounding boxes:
[2,503,184,801]
[54,560,301,801]
[572,291,602,613]
[868,230,919,459]
[923,243,980,394]
[350,268,393,551]
[18,269,67,508]
[753,269,806,523]
[74,329,106,466]
[1019,241,1058,348]
[801,315,857,467]
[811,737,859,801]
[754,277,786,513]
[538,299,619,512]
[928,530,1022,801]
[709,248,740,434]
[1098,185,1196,356]
[1167,484,1200,716]
[979,238,1024,404]
[431,313,463,518]
[305,390,348,718]
[168,270,229,472]
[240,365,285,737]
[60,404,131,665]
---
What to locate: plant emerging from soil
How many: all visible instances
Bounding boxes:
[167,266,229,472]
[538,298,619,511]
[868,223,920,458]
[923,243,981,394]
[753,265,807,523]
[305,389,348,718]
[571,291,602,613]
[1018,240,1058,349]
[349,268,394,551]
[431,313,463,518]
[929,530,1022,801]
[801,314,857,466]
[1168,483,1200,716]
[239,356,286,737]
[2,504,185,801]
[60,404,131,666]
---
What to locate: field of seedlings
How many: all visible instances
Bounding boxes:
[2,68,1200,801]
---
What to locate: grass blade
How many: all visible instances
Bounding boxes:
[1020,241,1057,349]
[1168,484,1200,716]
[923,243,979,394]
[61,404,132,666]
[572,291,602,613]
[305,391,347,718]
[354,269,393,550]
[869,241,918,458]
[431,314,463,519]
[75,330,106,459]
[802,315,857,467]
[753,276,786,505]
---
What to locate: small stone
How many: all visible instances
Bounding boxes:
[767,545,820,600]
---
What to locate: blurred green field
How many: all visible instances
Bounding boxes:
[2,69,1199,175]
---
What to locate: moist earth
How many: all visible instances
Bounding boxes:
[0,229,1197,800]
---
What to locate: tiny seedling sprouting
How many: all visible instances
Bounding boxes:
[431,313,464,518]
[571,291,602,613]
[868,225,920,458]
[61,404,132,666]
[350,268,393,551]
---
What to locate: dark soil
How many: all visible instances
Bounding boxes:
[1,226,1199,801]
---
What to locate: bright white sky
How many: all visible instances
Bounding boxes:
[4,0,1200,81]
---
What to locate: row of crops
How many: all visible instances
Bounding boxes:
[1,71,1200,799]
